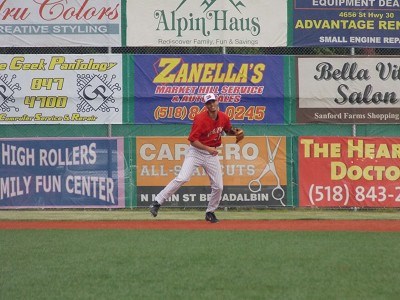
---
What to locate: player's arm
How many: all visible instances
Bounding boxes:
[226,127,245,143]
[223,115,244,143]
[226,127,236,135]
[223,115,235,135]
[190,140,218,156]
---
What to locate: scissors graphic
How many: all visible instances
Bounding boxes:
[248,137,285,206]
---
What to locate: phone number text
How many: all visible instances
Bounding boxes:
[154,105,266,121]
[308,184,400,206]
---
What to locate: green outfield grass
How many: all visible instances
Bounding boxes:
[1,209,400,299]
[1,208,400,221]
[1,229,400,300]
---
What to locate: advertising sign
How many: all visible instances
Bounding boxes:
[0,0,122,47]
[0,137,125,208]
[297,56,400,124]
[133,54,285,124]
[0,54,123,124]
[299,136,400,208]
[136,136,287,207]
[127,0,287,47]
[293,0,400,48]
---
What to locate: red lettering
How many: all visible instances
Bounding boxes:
[0,0,30,20]
[35,0,119,21]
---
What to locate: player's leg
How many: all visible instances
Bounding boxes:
[150,154,197,217]
[154,150,198,205]
[203,155,223,214]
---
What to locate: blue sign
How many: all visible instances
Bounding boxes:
[293,0,400,48]
[0,137,125,208]
[133,54,285,124]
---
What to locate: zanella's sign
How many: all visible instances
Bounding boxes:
[0,0,121,47]
[126,0,287,47]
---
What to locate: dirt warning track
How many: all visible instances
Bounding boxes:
[1,219,400,231]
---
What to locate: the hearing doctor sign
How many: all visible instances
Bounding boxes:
[299,136,400,208]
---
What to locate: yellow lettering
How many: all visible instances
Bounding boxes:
[301,139,314,158]
[153,58,180,83]
[331,161,346,180]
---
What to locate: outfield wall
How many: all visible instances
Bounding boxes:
[2,1,400,209]
[1,54,399,209]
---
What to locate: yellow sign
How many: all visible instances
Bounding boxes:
[136,136,286,187]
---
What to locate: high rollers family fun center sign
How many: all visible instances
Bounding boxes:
[0,137,125,208]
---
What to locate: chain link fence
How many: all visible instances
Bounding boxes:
[1,46,399,56]
[0,45,397,208]
[0,46,395,142]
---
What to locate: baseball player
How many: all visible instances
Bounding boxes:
[150,93,244,223]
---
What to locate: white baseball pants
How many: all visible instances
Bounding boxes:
[155,145,223,212]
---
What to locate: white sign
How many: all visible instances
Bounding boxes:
[298,57,400,109]
[0,0,122,47]
[0,54,123,124]
[127,0,287,47]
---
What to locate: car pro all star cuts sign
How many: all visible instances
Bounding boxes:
[136,136,287,207]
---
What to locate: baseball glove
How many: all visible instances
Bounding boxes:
[233,127,244,143]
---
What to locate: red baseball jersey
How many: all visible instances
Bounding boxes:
[188,110,232,147]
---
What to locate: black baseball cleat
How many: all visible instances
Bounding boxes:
[205,212,219,223]
[150,201,161,217]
